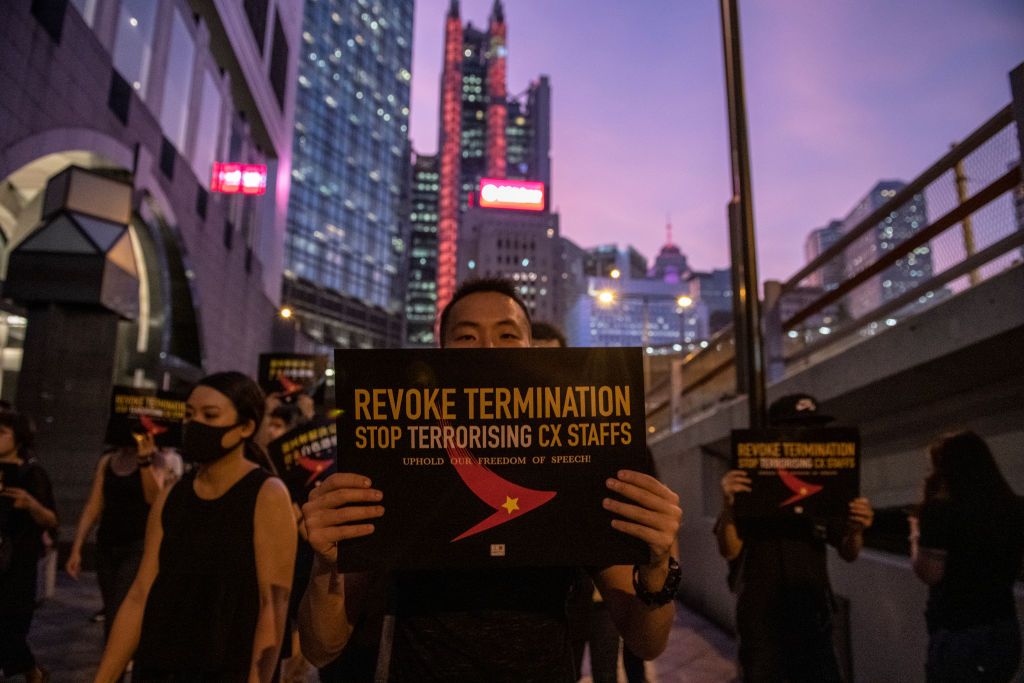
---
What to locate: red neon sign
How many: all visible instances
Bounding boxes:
[478,178,545,211]
[210,163,267,195]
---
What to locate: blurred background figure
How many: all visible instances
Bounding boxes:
[910,430,1024,682]
[65,428,169,639]
[0,409,58,682]
[94,372,296,682]
[716,394,874,683]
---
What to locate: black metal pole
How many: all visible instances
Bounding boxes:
[719,0,767,429]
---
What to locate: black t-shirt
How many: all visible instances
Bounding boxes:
[386,566,578,682]
[0,459,56,612]
[918,497,1024,631]
[729,516,844,633]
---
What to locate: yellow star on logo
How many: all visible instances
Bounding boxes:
[501,496,520,515]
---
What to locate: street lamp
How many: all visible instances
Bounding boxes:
[280,306,293,319]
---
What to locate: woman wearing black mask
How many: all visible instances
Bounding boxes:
[95,372,297,682]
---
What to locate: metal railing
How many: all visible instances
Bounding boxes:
[650,92,1024,434]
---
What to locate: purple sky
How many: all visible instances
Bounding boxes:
[408,0,1024,283]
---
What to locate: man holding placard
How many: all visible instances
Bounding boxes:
[299,279,683,681]
[716,393,874,683]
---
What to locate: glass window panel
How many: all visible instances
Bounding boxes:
[159,10,195,151]
[69,0,98,25]
[112,0,159,94]
[191,70,223,182]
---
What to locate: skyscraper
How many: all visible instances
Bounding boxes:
[435,0,552,314]
[842,180,932,319]
[406,152,440,346]
[283,0,414,349]
[804,219,845,290]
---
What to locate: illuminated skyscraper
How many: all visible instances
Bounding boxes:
[405,153,440,346]
[435,0,551,314]
[282,0,414,350]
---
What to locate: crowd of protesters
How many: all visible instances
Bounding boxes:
[0,276,1019,682]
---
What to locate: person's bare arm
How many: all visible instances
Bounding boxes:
[592,470,682,660]
[94,483,171,682]
[715,470,750,561]
[838,497,874,562]
[908,515,946,585]
[134,434,164,505]
[249,478,298,682]
[1,487,58,529]
[297,473,384,667]
[66,455,110,579]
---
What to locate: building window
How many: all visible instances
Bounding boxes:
[270,11,290,109]
[112,0,159,95]
[69,0,99,25]
[159,9,196,151]
[191,70,223,183]
[244,0,269,53]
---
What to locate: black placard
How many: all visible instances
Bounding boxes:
[258,353,328,398]
[104,386,186,448]
[267,418,337,501]
[731,427,860,521]
[335,348,650,572]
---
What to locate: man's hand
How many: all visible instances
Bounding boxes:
[720,470,751,508]
[301,473,384,564]
[604,470,682,589]
[847,497,874,531]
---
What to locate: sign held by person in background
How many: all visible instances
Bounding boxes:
[104,386,186,448]
[730,427,860,521]
[267,418,337,501]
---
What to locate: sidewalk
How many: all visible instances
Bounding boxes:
[29,572,737,682]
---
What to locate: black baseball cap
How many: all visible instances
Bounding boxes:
[768,393,834,426]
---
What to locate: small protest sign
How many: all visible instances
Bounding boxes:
[731,427,860,521]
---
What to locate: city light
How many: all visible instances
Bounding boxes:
[596,290,616,305]
[210,163,267,195]
[280,307,293,319]
[610,268,621,279]
[478,178,545,211]
[676,295,693,308]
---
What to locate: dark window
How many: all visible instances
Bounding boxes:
[195,185,208,221]
[243,0,268,54]
[108,69,132,125]
[269,11,289,109]
[159,137,176,179]
[245,247,253,273]
[223,219,234,250]
[31,0,67,43]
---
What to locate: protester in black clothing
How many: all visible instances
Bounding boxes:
[715,393,874,683]
[910,430,1023,682]
[0,410,58,682]
[95,372,296,682]
[533,320,652,683]
[66,432,167,636]
[299,279,683,682]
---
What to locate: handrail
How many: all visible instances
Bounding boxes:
[783,165,1021,331]
[782,105,1013,294]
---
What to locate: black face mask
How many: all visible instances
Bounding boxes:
[181,421,243,464]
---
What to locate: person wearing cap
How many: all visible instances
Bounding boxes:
[715,393,874,683]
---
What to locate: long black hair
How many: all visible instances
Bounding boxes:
[924,430,1016,509]
[0,409,35,459]
[194,372,276,475]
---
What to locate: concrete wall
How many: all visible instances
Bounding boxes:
[651,264,1024,682]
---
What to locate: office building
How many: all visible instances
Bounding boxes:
[0,0,301,522]
[842,180,933,320]
[281,0,414,350]
[405,152,439,346]
[804,219,845,290]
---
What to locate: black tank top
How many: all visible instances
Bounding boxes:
[135,467,269,677]
[97,456,149,547]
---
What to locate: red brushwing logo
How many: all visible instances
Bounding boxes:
[777,468,823,507]
[440,419,556,542]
